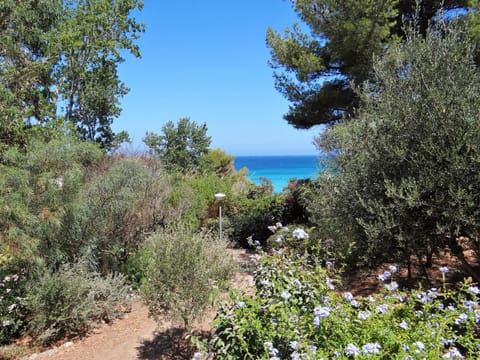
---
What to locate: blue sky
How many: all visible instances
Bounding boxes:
[114,0,320,156]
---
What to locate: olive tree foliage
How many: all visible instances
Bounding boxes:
[309,20,480,270]
[267,0,473,129]
[140,226,235,329]
[143,117,212,174]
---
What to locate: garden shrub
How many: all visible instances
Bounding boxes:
[26,261,130,345]
[229,194,285,247]
[206,248,480,359]
[0,271,29,344]
[140,226,236,329]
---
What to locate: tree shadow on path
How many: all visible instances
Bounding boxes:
[136,328,209,360]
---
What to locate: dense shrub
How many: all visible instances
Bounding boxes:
[140,226,235,329]
[26,261,130,345]
[228,194,285,247]
[311,20,480,268]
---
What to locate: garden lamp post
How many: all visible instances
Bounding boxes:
[214,193,226,241]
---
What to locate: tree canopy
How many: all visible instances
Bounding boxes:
[267,0,473,129]
[143,118,212,174]
[0,0,144,151]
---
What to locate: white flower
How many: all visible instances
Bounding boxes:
[292,228,308,240]
[7,303,16,313]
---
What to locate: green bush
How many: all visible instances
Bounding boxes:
[311,20,480,268]
[26,261,130,345]
[229,195,285,247]
[140,226,235,329]
[0,272,29,344]
[206,250,480,359]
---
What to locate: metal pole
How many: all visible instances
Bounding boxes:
[219,202,223,241]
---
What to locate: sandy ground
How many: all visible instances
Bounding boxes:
[21,249,255,360]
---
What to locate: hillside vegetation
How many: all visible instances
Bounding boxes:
[1,2,480,359]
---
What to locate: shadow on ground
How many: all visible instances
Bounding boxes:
[136,328,210,360]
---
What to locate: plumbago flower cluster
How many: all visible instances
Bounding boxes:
[205,230,480,359]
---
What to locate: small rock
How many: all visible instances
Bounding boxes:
[28,348,59,359]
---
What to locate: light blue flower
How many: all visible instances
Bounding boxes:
[413,341,426,352]
[281,290,292,301]
[399,320,409,330]
[314,306,331,318]
[378,271,392,282]
[292,228,309,239]
[192,352,203,360]
[358,310,371,320]
[308,345,317,353]
[343,292,354,302]
[468,286,480,295]
[290,341,299,350]
[362,342,381,355]
[442,347,464,359]
[389,265,399,273]
[326,277,335,290]
[375,303,389,314]
[462,300,478,311]
[234,301,245,309]
[385,281,399,291]
[293,279,303,290]
[439,266,450,273]
[455,313,468,325]
[351,299,360,308]
[264,341,279,357]
[345,344,360,356]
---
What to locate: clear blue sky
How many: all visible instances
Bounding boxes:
[114,0,320,156]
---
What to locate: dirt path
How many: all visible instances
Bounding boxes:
[23,249,255,360]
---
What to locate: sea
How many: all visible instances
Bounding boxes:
[234,155,323,193]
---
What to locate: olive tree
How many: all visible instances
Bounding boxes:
[310,20,480,274]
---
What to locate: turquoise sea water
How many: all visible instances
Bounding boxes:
[234,155,321,193]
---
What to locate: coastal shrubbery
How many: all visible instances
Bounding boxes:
[207,241,480,359]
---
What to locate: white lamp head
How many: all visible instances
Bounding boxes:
[214,193,226,201]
